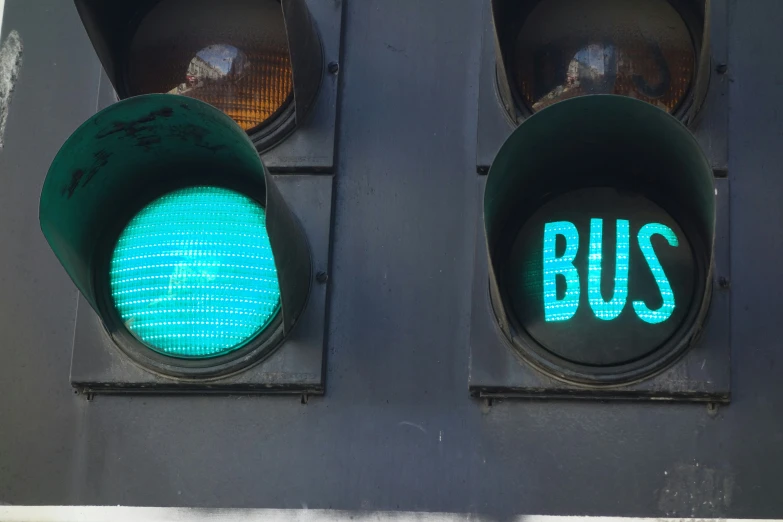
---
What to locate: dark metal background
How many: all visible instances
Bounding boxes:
[0,0,779,517]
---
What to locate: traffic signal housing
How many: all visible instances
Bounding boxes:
[469,95,729,400]
[470,0,731,401]
[40,95,332,394]
[77,0,342,170]
[42,0,342,394]
[476,0,728,174]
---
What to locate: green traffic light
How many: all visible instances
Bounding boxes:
[109,186,281,358]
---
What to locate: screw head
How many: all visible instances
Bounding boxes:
[328,61,339,75]
[316,271,329,284]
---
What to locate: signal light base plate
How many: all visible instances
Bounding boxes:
[258,0,342,171]
[69,175,333,395]
[468,178,731,402]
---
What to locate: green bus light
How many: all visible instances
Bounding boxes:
[542,221,580,322]
[633,223,679,324]
[542,218,679,324]
[588,218,630,321]
[109,186,281,359]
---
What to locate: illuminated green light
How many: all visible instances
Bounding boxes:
[633,222,679,324]
[542,221,580,322]
[109,186,281,358]
[588,219,630,320]
[542,219,679,324]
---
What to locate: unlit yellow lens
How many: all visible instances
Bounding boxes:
[166,43,293,131]
[127,0,293,132]
[513,0,696,114]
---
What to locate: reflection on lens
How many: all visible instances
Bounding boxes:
[127,0,293,132]
[513,0,695,113]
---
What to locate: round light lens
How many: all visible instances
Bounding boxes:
[109,186,281,359]
[513,0,696,113]
[504,187,696,367]
[127,0,293,132]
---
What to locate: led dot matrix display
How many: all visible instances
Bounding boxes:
[109,186,281,359]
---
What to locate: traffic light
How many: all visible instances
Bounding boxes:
[38,0,343,394]
[40,95,332,393]
[476,0,728,174]
[41,95,332,394]
[469,0,730,401]
[77,0,342,169]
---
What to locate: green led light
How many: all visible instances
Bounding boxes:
[542,221,580,322]
[109,186,281,358]
[588,218,630,320]
[633,222,679,324]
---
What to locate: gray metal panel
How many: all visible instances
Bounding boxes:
[691,0,730,175]
[0,0,782,518]
[0,508,767,521]
[0,0,100,504]
[475,0,515,174]
[261,0,342,172]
